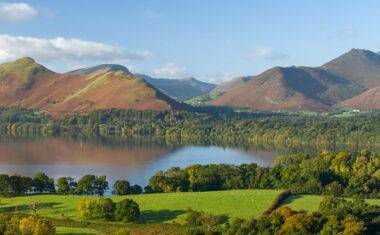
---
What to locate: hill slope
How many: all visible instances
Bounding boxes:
[336,86,380,110]
[210,66,363,111]
[136,74,216,100]
[0,58,188,118]
[321,49,380,89]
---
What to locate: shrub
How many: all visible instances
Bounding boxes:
[0,214,9,234]
[114,199,140,222]
[33,218,55,235]
[113,229,130,235]
[4,216,20,235]
[19,216,36,235]
[78,198,97,218]
[95,198,116,221]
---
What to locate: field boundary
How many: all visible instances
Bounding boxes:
[262,190,290,215]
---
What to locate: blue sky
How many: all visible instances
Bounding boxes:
[0,0,380,83]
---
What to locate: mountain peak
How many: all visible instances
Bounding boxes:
[67,64,130,76]
[14,57,36,65]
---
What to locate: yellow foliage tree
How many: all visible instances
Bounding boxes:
[19,216,36,235]
[78,198,97,218]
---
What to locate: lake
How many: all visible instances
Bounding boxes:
[0,136,283,191]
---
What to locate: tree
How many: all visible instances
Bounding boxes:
[94,198,116,221]
[112,180,130,195]
[130,184,142,195]
[19,216,36,235]
[0,174,9,197]
[114,199,140,222]
[28,200,39,216]
[95,175,108,196]
[57,177,77,195]
[33,218,55,235]
[78,198,97,219]
[276,213,319,234]
[32,172,55,193]
[76,175,96,195]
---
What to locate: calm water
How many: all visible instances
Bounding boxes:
[0,136,283,190]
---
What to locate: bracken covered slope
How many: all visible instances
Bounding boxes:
[210,66,363,111]
[0,58,188,118]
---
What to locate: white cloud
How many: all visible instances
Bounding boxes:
[152,63,187,78]
[145,9,160,18]
[125,64,141,74]
[250,47,287,60]
[0,2,37,22]
[208,72,238,84]
[0,34,150,63]
[337,24,358,38]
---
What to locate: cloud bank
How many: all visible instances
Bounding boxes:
[0,2,37,22]
[0,34,150,63]
[152,63,187,77]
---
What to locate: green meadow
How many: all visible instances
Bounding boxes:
[282,194,380,212]
[0,189,283,224]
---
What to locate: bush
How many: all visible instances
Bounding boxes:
[78,198,97,218]
[4,216,20,235]
[0,214,9,234]
[95,198,116,221]
[113,229,130,235]
[33,218,55,235]
[19,216,36,235]
[114,199,140,222]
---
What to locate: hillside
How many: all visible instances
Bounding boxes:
[186,76,253,105]
[67,64,131,76]
[0,58,188,118]
[209,66,363,111]
[321,48,380,89]
[136,74,216,100]
[336,86,380,110]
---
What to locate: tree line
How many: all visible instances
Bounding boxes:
[2,107,380,149]
[146,150,380,198]
[0,173,142,197]
[1,149,379,199]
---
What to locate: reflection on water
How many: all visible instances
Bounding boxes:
[0,136,283,189]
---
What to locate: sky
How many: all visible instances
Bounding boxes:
[0,0,380,83]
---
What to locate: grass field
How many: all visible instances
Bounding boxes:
[0,189,283,224]
[281,195,380,212]
[56,227,103,235]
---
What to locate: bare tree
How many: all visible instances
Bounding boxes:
[29,200,39,216]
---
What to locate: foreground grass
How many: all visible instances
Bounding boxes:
[0,189,282,224]
[56,226,103,235]
[281,195,380,212]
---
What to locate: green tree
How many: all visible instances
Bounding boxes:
[95,198,116,221]
[32,172,55,193]
[114,199,140,222]
[112,180,130,195]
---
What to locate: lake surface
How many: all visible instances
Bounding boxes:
[0,136,283,190]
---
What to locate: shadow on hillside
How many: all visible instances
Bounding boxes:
[279,194,302,206]
[0,202,61,212]
[140,209,186,222]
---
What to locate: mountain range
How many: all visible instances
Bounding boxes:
[0,58,188,118]
[67,65,216,100]
[209,49,380,111]
[1,48,380,116]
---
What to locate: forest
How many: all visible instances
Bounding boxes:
[1,107,380,150]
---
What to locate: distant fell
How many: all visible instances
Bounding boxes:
[0,58,188,118]
[336,86,380,110]
[67,64,131,76]
[321,49,380,88]
[210,66,364,111]
[136,74,216,100]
